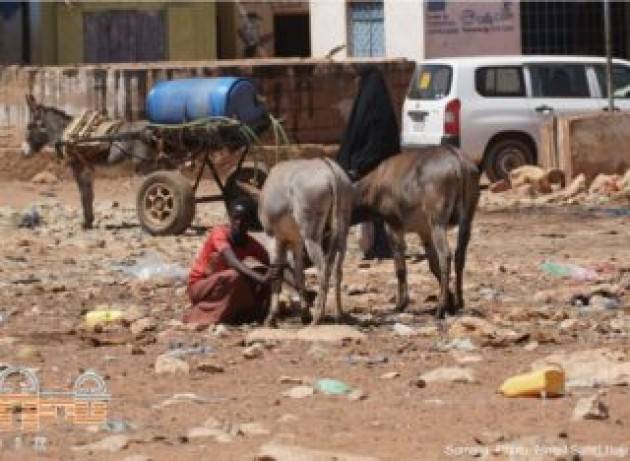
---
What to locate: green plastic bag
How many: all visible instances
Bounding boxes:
[315,378,352,395]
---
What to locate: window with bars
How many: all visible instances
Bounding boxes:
[521,1,627,59]
[348,1,385,57]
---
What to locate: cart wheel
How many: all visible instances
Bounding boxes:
[224,164,268,231]
[136,171,195,235]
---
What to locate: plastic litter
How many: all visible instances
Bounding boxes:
[167,342,214,358]
[343,354,388,366]
[540,261,599,282]
[101,420,132,433]
[314,378,352,395]
[499,366,565,398]
[18,207,41,229]
[116,252,187,281]
[85,309,123,328]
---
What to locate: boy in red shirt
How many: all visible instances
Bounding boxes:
[183,200,278,326]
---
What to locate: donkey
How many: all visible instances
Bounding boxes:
[23,94,154,229]
[354,146,480,320]
[259,158,353,326]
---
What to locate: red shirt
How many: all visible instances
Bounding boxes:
[188,225,269,287]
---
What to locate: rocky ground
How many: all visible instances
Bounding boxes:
[1,175,630,461]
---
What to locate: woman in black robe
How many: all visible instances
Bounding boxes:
[337,64,401,259]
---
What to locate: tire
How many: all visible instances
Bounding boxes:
[483,138,535,182]
[223,164,268,231]
[136,171,195,235]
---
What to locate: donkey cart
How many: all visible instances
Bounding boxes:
[54,115,270,236]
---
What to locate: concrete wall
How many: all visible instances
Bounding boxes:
[0,58,414,149]
[309,1,348,58]
[541,112,630,180]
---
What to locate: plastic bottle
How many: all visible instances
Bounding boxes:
[499,367,565,397]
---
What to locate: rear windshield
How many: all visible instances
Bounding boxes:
[407,65,452,100]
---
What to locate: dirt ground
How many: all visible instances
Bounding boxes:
[1,176,630,461]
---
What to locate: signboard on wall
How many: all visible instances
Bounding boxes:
[424,1,521,58]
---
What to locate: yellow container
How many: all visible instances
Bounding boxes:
[499,367,565,397]
[85,309,123,328]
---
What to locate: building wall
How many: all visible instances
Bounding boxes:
[384,0,424,60]
[424,1,521,58]
[310,0,521,60]
[219,2,309,59]
[310,1,348,58]
[0,5,25,64]
[5,2,217,65]
[53,2,217,64]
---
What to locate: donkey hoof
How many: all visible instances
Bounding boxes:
[300,309,313,325]
[395,298,410,312]
[263,316,278,328]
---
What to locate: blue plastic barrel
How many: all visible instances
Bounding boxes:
[145,77,267,126]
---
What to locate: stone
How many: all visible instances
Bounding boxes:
[532,349,630,388]
[589,174,620,195]
[72,435,129,452]
[295,325,366,343]
[346,284,368,295]
[130,317,158,337]
[572,394,609,421]
[589,294,621,310]
[381,371,400,380]
[306,344,329,360]
[347,388,368,401]
[121,305,148,324]
[449,316,496,338]
[282,385,314,399]
[450,352,483,365]
[122,456,152,461]
[153,393,214,409]
[559,319,580,332]
[277,413,299,424]
[479,287,501,301]
[258,442,379,461]
[392,323,417,337]
[31,171,58,185]
[524,341,539,352]
[419,366,476,384]
[489,179,511,193]
[243,343,265,359]
[279,376,305,385]
[187,426,232,443]
[16,345,42,361]
[212,324,230,338]
[246,328,296,345]
[417,326,439,337]
[154,354,189,375]
[238,422,270,436]
[196,361,224,374]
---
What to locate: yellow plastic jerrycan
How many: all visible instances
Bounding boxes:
[85,309,123,328]
[499,366,565,397]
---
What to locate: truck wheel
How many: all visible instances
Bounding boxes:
[224,164,268,231]
[137,171,195,235]
[484,138,535,182]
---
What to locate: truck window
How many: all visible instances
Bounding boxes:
[407,65,452,100]
[594,65,630,99]
[475,66,525,97]
[528,64,590,98]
